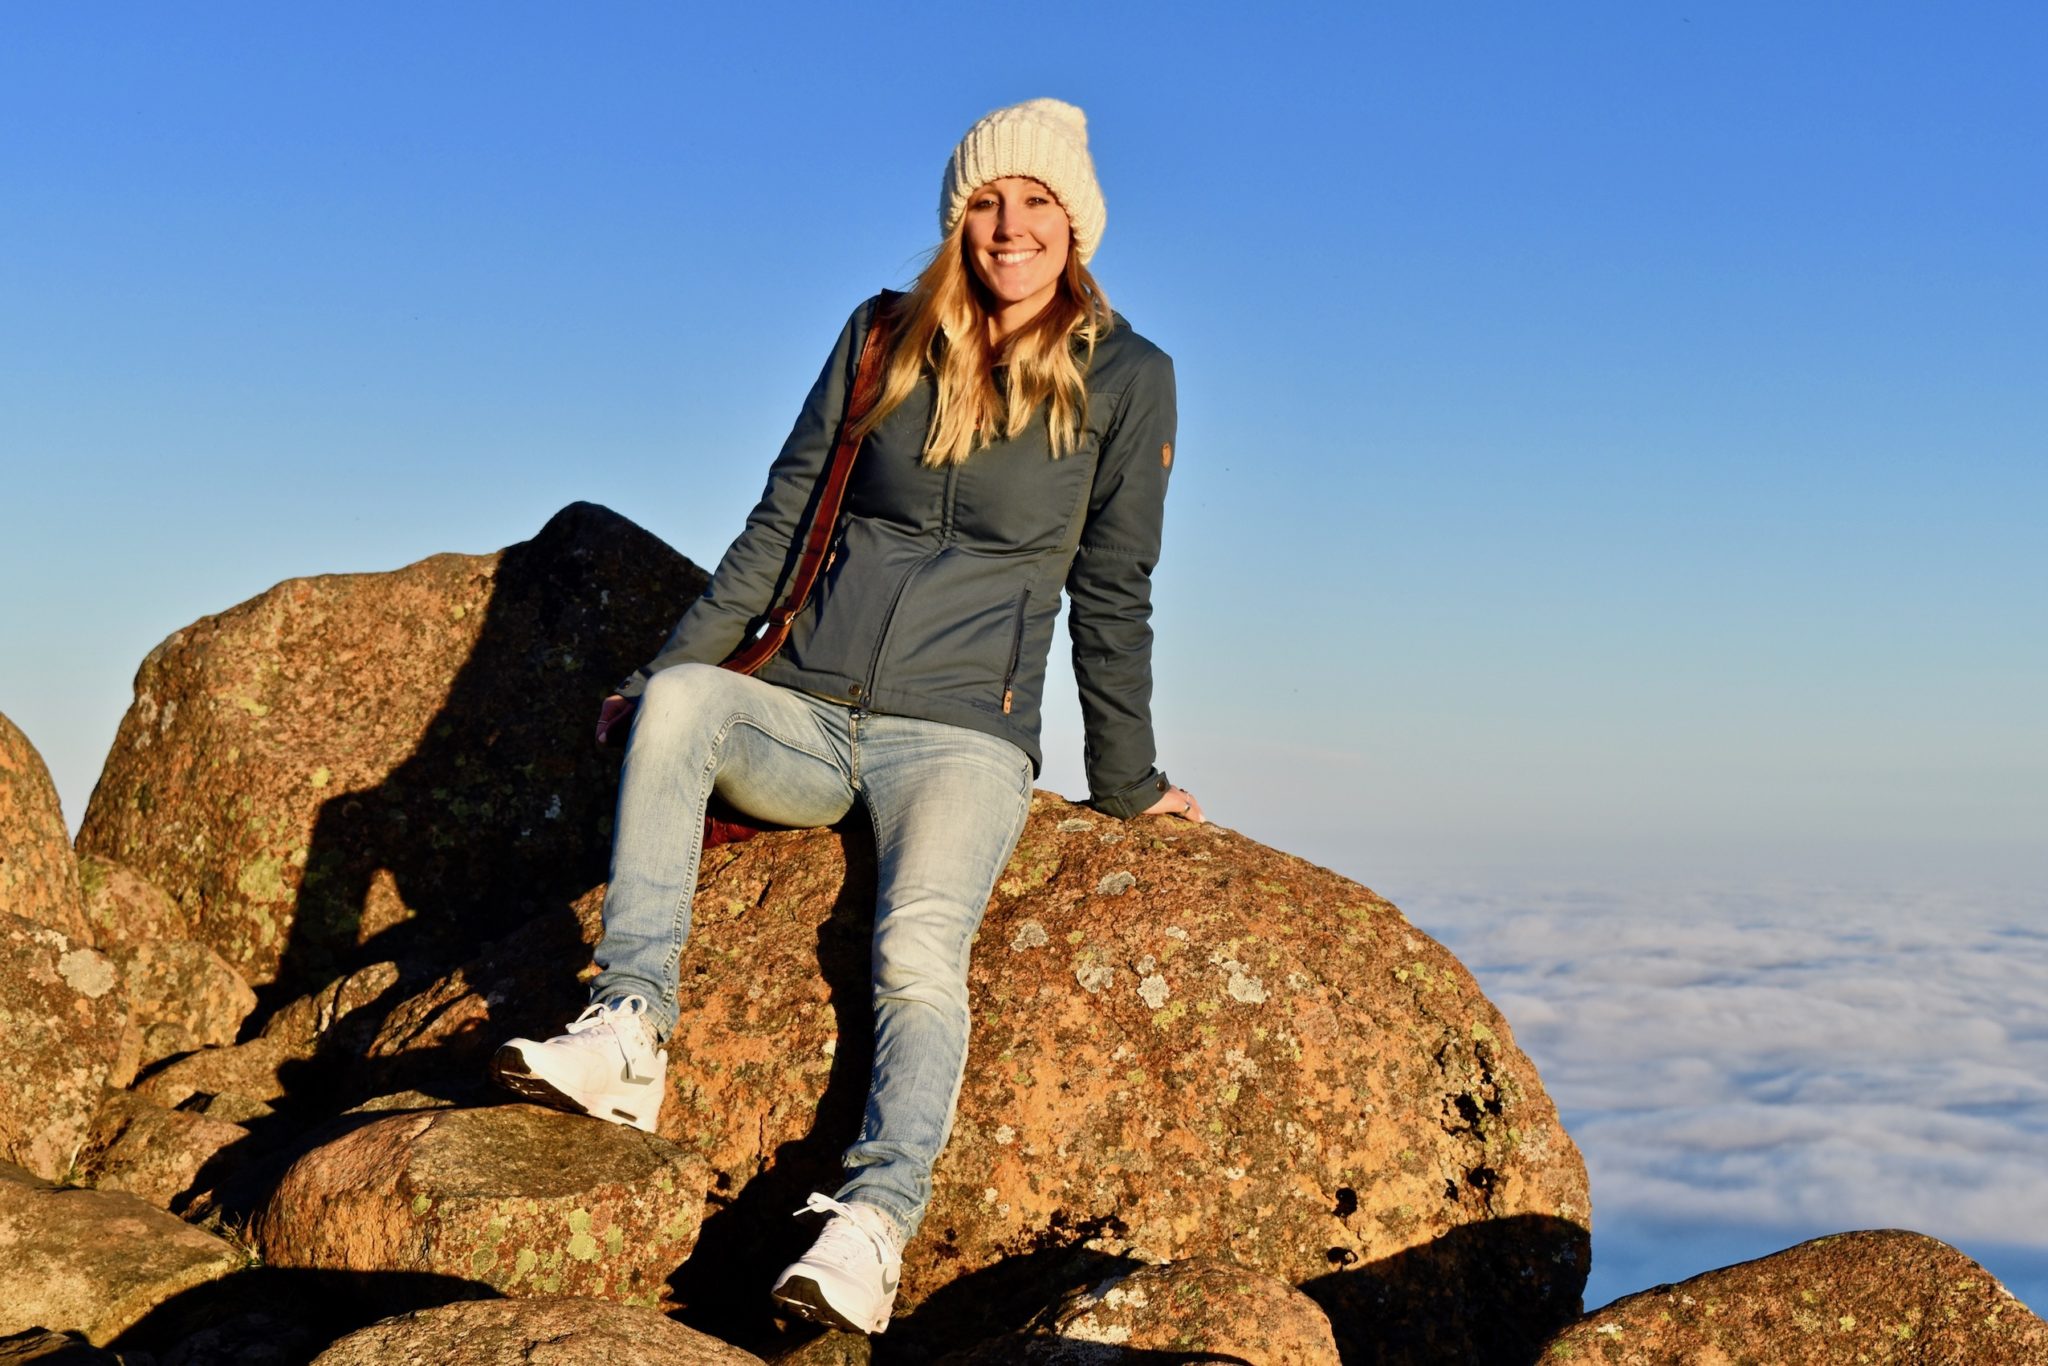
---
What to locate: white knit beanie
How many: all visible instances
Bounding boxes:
[939,98,1106,264]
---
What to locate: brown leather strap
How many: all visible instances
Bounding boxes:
[722,291,899,676]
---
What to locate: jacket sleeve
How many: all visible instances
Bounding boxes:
[615,298,877,699]
[1068,348,1176,818]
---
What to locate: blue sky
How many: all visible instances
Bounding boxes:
[3,0,2043,1314]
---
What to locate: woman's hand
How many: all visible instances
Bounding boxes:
[596,694,637,747]
[1143,785,1206,823]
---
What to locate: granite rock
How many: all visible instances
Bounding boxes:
[1541,1228,2048,1364]
[0,712,88,942]
[76,503,708,997]
[254,1104,708,1307]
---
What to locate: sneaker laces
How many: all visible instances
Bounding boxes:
[567,994,657,1048]
[794,1193,902,1268]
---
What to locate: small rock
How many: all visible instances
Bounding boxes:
[0,1160,247,1345]
[944,1256,1340,1364]
[254,1105,707,1306]
[309,1296,762,1365]
[78,856,193,957]
[1094,872,1136,897]
[134,1036,294,1112]
[0,1328,124,1363]
[115,939,258,1071]
[76,1091,247,1210]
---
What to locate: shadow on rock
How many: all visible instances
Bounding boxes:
[106,1266,497,1365]
[270,503,706,1017]
[1301,1212,1589,1366]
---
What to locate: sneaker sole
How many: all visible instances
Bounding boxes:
[490,1043,595,1116]
[490,1044,658,1132]
[772,1275,880,1335]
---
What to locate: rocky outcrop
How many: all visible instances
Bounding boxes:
[0,1161,246,1345]
[0,713,87,942]
[309,1296,764,1365]
[76,503,709,996]
[358,801,1590,1361]
[944,1257,1341,1364]
[0,915,123,1181]
[253,1104,708,1306]
[1542,1229,2048,1364]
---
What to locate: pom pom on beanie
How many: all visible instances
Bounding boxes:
[939,98,1106,264]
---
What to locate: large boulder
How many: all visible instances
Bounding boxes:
[362,800,1590,1361]
[0,915,123,1181]
[76,503,708,998]
[309,1296,763,1365]
[944,1257,1341,1364]
[0,1161,247,1345]
[1541,1228,2048,1364]
[253,1104,708,1306]
[0,712,87,941]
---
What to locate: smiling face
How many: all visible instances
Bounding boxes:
[962,176,1072,341]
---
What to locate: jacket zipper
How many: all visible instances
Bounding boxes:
[864,546,943,701]
[1001,590,1030,715]
[865,464,960,702]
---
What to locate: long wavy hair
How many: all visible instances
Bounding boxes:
[852,210,1115,467]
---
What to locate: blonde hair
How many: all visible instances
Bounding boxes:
[854,214,1115,467]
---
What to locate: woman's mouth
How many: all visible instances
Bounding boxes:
[991,249,1039,265]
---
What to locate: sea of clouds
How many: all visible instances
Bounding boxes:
[1388,876,2048,1314]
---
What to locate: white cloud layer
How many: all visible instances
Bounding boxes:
[1389,878,2048,1310]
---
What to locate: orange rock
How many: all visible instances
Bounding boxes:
[0,711,87,942]
[366,803,1590,1361]
[254,1104,707,1307]
[309,1295,764,1365]
[77,503,707,995]
[77,855,192,955]
[114,938,258,1071]
[946,1256,1340,1364]
[76,1090,247,1210]
[0,1160,246,1345]
[1542,1229,2048,1364]
[0,914,123,1181]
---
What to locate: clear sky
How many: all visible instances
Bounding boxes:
[3,0,2044,1311]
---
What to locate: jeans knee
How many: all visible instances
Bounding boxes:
[634,665,727,745]
[872,909,974,1010]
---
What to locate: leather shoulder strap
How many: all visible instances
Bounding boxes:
[722,290,900,676]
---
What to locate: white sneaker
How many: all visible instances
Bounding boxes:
[490,995,668,1133]
[770,1193,905,1334]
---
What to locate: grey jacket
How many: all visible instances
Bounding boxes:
[618,295,1176,818]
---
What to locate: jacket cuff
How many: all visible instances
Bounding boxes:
[613,669,653,701]
[1088,769,1171,821]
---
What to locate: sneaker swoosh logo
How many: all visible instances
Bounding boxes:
[882,1270,900,1294]
[619,1062,659,1086]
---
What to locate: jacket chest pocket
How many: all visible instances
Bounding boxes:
[948,441,1096,552]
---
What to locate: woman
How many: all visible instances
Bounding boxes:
[493,97,1202,1335]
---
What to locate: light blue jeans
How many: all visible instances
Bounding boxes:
[590,663,1034,1238]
